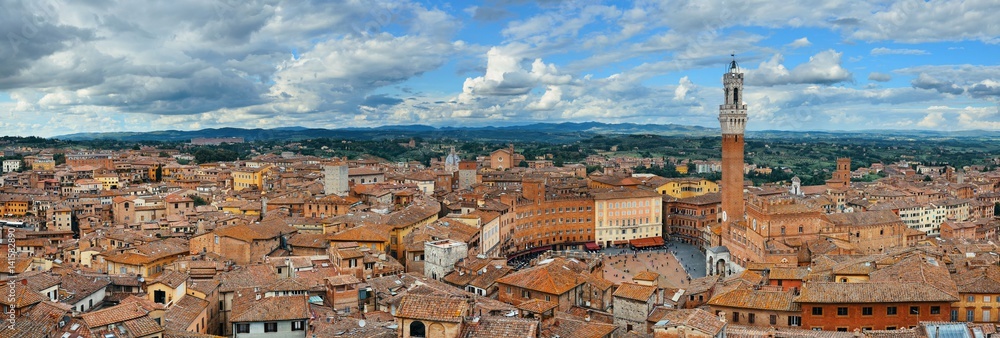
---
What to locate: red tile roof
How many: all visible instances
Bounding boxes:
[613,282,657,302]
[395,294,469,323]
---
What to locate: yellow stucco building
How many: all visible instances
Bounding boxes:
[655,178,719,199]
[232,165,271,191]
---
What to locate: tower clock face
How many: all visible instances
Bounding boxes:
[721,211,728,222]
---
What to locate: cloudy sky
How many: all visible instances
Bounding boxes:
[1,0,999,137]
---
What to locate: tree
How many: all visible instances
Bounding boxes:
[53,153,65,165]
[923,175,932,182]
[995,202,1000,217]
[158,151,170,157]
[188,194,208,207]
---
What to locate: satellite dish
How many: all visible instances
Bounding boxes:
[721,211,728,222]
[358,319,366,328]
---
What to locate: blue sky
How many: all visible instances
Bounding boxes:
[0,0,998,137]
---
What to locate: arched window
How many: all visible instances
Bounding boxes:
[733,88,739,104]
[409,321,426,337]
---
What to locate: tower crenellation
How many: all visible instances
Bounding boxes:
[719,58,748,135]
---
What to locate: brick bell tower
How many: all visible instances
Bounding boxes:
[719,55,747,229]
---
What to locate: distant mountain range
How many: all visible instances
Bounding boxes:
[55,122,1000,143]
[55,122,719,142]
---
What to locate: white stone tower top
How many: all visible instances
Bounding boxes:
[719,54,748,135]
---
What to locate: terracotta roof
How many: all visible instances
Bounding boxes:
[516,298,558,314]
[325,274,361,286]
[287,233,329,248]
[495,259,585,296]
[613,282,657,302]
[58,273,111,303]
[824,210,902,226]
[686,275,720,295]
[547,312,618,338]
[395,294,468,323]
[162,329,229,338]
[832,261,875,275]
[708,288,799,312]
[404,170,436,182]
[120,315,166,337]
[266,277,310,292]
[385,202,441,228]
[767,267,810,280]
[461,317,539,338]
[726,324,856,338]
[328,224,390,243]
[120,294,168,312]
[218,265,278,292]
[795,281,959,303]
[0,281,44,308]
[724,269,764,285]
[632,270,660,282]
[2,301,78,338]
[150,270,188,289]
[869,254,958,298]
[187,278,220,296]
[15,271,62,292]
[953,265,1000,294]
[230,293,311,323]
[163,295,209,331]
[81,302,149,328]
[649,308,726,336]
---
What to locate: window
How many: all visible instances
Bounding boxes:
[770,315,777,325]
[931,306,940,314]
[748,313,755,324]
[812,307,823,316]
[788,316,801,326]
[984,310,992,322]
[986,296,992,303]
[236,324,250,333]
[837,307,848,316]
[522,290,530,299]
[967,309,974,322]
[506,286,511,294]
[292,321,305,331]
[887,306,897,315]
[886,327,896,330]
[951,309,959,322]
[732,312,739,323]
[968,295,975,302]
[837,328,848,332]
[264,322,278,332]
[910,306,920,315]
[545,295,551,302]
[862,307,873,316]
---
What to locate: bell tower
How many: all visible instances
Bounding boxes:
[719,54,747,227]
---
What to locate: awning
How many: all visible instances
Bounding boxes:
[584,242,601,250]
[630,236,665,248]
[528,245,553,254]
[612,240,630,245]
